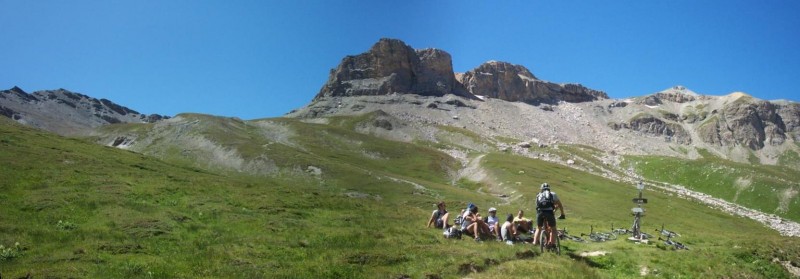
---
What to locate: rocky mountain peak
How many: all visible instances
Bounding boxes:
[476,60,537,80]
[10,86,26,94]
[314,38,472,100]
[314,38,608,105]
[458,61,608,105]
[638,85,700,105]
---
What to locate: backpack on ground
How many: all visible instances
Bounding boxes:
[454,214,464,226]
[443,226,462,239]
[536,190,554,210]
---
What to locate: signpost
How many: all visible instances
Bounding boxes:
[629,181,647,242]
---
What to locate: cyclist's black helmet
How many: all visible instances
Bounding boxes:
[540,183,550,191]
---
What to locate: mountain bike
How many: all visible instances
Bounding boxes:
[581,225,617,242]
[611,223,631,235]
[539,219,561,255]
[658,235,689,250]
[655,224,680,238]
[558,227,585,242]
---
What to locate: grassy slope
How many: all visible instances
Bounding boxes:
[1,116,799,278]
[627,152,800,222]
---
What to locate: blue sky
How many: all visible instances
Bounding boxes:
[2,1,799,119]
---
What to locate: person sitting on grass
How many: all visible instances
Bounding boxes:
[462,205,490,241]
[484,207,502,241]
[501,213,515,245]
[426,201,451,229]
[513,209,533,235]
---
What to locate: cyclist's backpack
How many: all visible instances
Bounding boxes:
[536,190,554,210]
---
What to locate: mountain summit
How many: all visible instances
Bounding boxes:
[458,60,608,104]
[315,38,607,104]
[315,38,472,100]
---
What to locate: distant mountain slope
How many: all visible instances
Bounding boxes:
[0,86,168,136]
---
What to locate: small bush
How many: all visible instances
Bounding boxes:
[57,220,78,231]
[0,242,21,261]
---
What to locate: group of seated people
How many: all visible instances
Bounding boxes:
[426,201,536,244]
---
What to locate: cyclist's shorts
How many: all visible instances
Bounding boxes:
[536,210,556,228]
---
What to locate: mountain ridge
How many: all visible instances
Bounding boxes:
[0,86,169,136]
[314,38,608,104]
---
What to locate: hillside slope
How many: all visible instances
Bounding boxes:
[27,113,794,278]
[3,116,800,278]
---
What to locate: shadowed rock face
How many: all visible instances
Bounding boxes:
[315,38,471,100]
[458,61,608,105]
[610,115,692,144]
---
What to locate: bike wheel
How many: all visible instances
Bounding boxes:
[539,231,546,253]
[555,235,561,255]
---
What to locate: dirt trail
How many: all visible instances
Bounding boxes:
[457,154,488,183]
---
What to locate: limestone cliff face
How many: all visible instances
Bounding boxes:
[314,38,471,100]
[315,39,607,104]
[458,61,608,104]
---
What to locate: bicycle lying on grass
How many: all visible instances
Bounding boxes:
[658,235,689,250]
[611,223,632,235]
[558,227,585,242]
[655,224,680,238]
[581,225,617,242]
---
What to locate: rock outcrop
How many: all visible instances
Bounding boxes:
[458,61,608,105]
[315,39,607,104]
[314,38,472,100]
[610,114,692,144]
[0,87,169,136]
[695,97,787,149]
[777,103,800,142]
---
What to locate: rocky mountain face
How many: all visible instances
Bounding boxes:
[298,39,800,165]
[607,88,799,155]
[0,86,168,136]
[314,38,607,104]
[458,61,609,104]
[315,38,472,100]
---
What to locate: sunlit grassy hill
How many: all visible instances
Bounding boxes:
[627,151,800,223]
[1,115,799,278]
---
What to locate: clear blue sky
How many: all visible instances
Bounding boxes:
[2,1,799,119]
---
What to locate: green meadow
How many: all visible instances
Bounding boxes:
[1,116,798,278]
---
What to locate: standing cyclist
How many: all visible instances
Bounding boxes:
[532,183,566,246]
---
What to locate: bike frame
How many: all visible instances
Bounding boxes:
[539,219,561,255]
